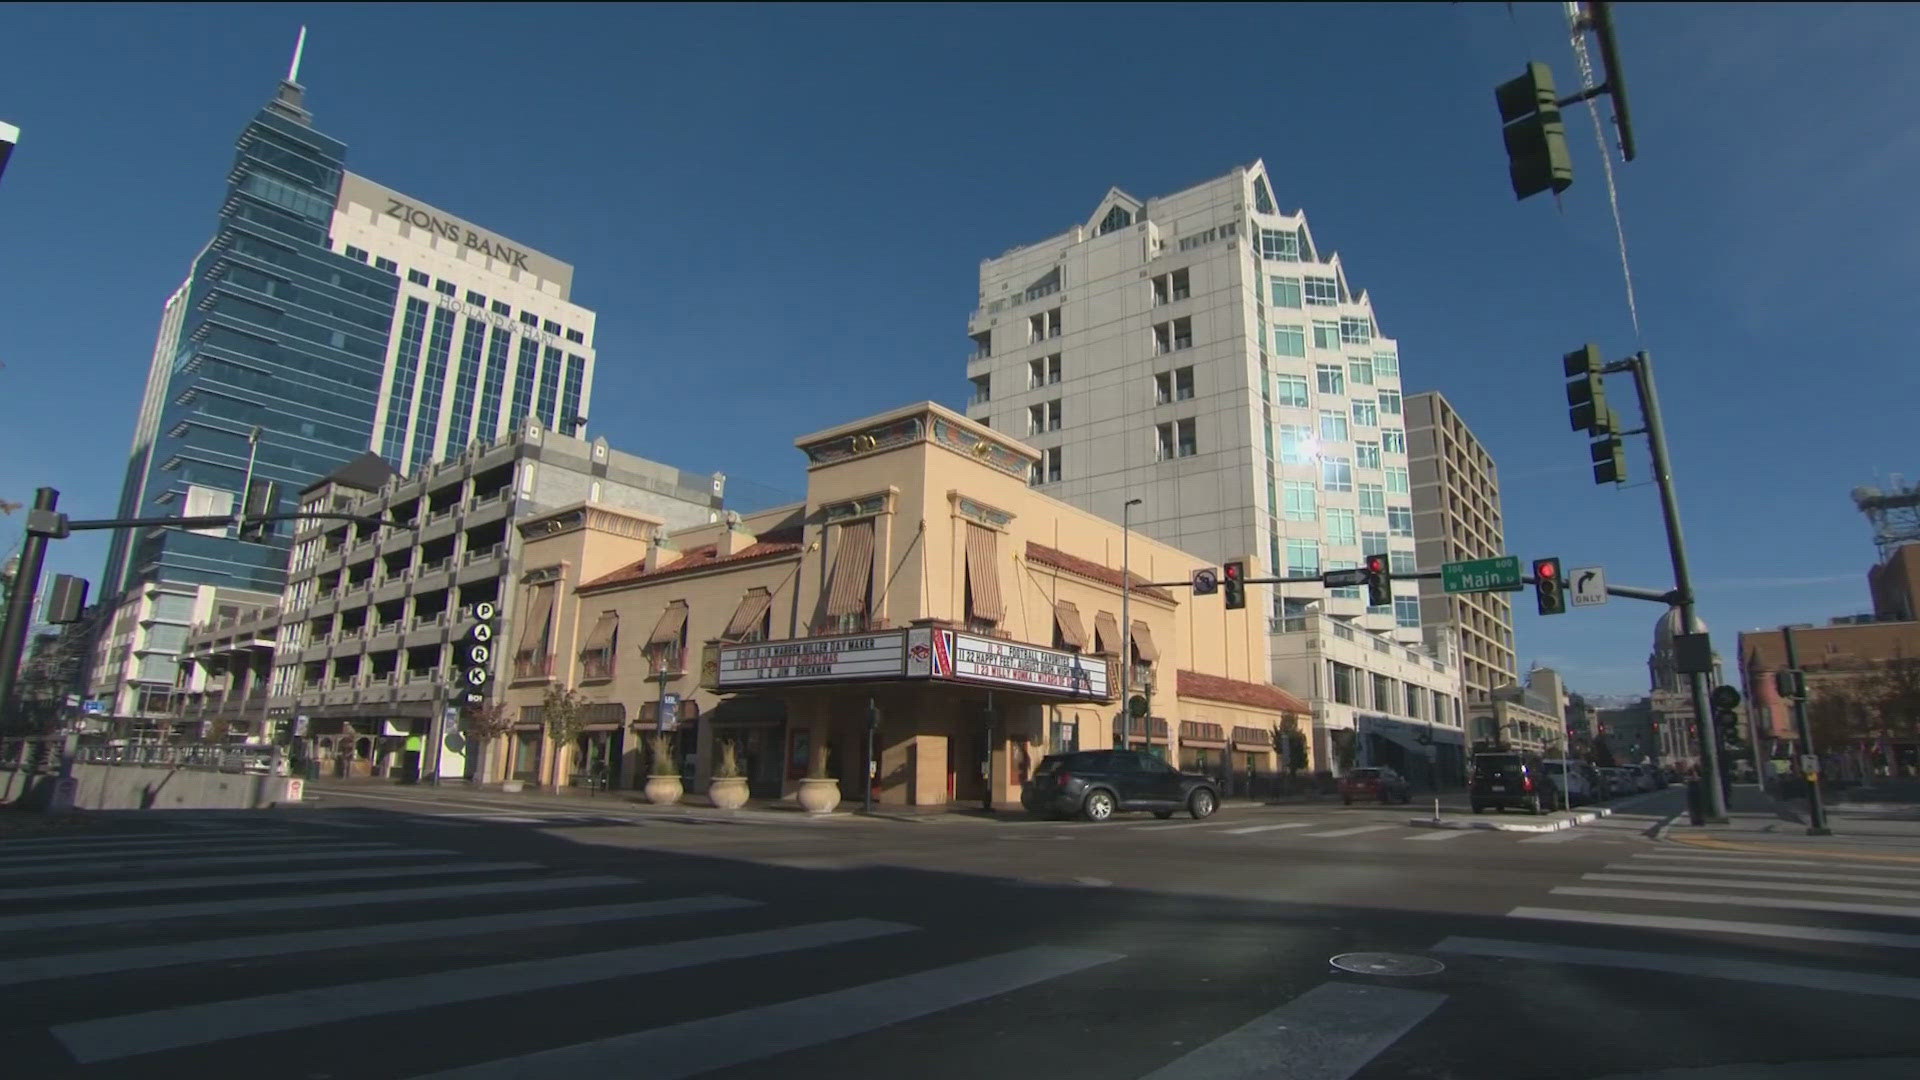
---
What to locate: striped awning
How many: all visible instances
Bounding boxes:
[722,587,775,641]
[515,585,554,658]
[1231,725,1274,746]
[825,520,875,618]
[648,600,689,646]
[964,523,1005,622]
[1093,611,1121,656]
[580,611,618,652]
[1130,620,1160,663]
[1053,600,1088,650]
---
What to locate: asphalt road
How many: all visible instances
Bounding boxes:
[1,785,1916,1079]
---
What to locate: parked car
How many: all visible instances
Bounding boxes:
[1625,764,1659,792]
[1596,767,1635,799]
[1540,758,1598,807]
[1470,751,1558,814]
[1021,749,1221,822]
[1340,766,1412,805]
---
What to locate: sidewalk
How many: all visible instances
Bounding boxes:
[300,777,855,826]
[1660,783,1920,861]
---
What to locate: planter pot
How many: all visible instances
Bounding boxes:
[644,775,684,806]
[796,777,842,815]
[500,780,524,793]
[707,776,750,810]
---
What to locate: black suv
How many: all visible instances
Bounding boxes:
[1021,749,1220,822]
[1469,751,1560,815]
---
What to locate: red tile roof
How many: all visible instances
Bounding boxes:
[1025,542,1175,603]
[1176,669,1310,715]
[581,538,803,591]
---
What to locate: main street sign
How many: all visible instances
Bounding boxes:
[1441,555,1523,594]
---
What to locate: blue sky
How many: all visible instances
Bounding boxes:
[1,3,1914,694]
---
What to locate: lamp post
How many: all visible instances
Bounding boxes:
[1119,497,1142,750]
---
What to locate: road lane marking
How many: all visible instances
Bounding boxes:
[1435,936,1920,1001]
[0,875,631,933]
[0,846,457,881]
[1135,981,1445,1080]
[1583,873,1920,901]
[1519,831,1583,844]
[0,895,759,987]
[0,840,375,865]
[1507,907,1920,948]
[1608,862,1920,888]
[1552,885,1920,920]
[1223,823,1318,835]
[1405,830,1469,842]
[1632,852,1920,874]
[405,946,1121,1079]
[0,830,287,849]
[1671,836,1920,866]
[0,860,542,903]
[55,919,917,1063]
[1300,825,1397,838]
[1132,821,1225,831]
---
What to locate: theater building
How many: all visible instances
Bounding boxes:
[493,401,1310,806]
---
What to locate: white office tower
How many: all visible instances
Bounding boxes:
[965,161,1465,774]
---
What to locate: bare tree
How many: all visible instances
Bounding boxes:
[541,684,589,790]
[459,701,516,783]
[1848,652,1920,748]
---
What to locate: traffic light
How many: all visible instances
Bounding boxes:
[1590,434,1627,485]
[1564,344,1610,434]
[1533,557,1566,615]
[43,574,89,624]
[1363,552,1391,608]
[238,478,279,542]
[1495,61,1574,200]
[1222,560,1246,611]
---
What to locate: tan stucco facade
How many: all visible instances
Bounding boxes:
[487,402,1310,806]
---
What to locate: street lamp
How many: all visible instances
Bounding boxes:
[1119,497,1142,750]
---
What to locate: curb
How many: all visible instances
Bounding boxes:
[1407,806,1613,833]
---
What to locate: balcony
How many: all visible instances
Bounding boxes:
[513,655,553,682]
[463,542,507,566]
[418,556,453,578]
[579,653,615,681]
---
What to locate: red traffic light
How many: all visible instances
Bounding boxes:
[1534,560,1557,579]
[1222,561,1243,580]
[1366,554,1387,573]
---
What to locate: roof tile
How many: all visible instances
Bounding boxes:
[1175,669,1310,715]
[1025,542,1175,603]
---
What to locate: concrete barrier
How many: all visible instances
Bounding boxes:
[1,762,303,812]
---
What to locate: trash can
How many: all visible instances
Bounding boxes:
[1685,779,1705,825]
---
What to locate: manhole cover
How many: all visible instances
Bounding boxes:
[1328,952,1445,977]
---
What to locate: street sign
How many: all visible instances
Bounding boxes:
[1441,555,1523,594]
[1570,565,1607,607]
[1322,567,1369,588]
[1190,568,1218,595]
[660,692,680,731]
[1711,685,1742,712]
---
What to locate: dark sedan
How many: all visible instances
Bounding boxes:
[1021,749,1220,822]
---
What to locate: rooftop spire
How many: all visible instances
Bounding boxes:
[266,25,313,126]
[287,25,307,84]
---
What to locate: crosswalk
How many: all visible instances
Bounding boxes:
[1034,814,1640,847]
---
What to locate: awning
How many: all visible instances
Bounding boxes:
[824,520,875,618]
[1093,611,1121,656]
[580,611,618,652]
[515,584,554,658]
[1180,720,1227,749]
[964,522,1005,622]
[705,695,788,727]
[1231,725,1274,747]
[1053,600,1088,650]
[1130,620,1160,663]
[722,587,775,641]
[647,600,689,646]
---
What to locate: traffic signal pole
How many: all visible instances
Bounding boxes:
[0,488,59,730]
[1620,351,1728,823]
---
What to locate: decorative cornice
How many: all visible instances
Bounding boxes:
[928,417,1030,479]
[822,488,895,524]
[521,565,565,586]
[802,416,926,467]
[948,491,1014,531]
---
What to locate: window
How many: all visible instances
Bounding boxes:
[1029,354,1061,389]
[490,300,510,316]
[1355,441,1381,470]
[343,245,368,262]
[543,319,561,335]
[1099,205,1133,235]
[1275,374,1309,407]
[1153,317,1193,354]
[1318,410,1348,443]
[1389,550,1416,574]
[1280,425,1315,464]
[1325,507,1357,545]
[1321,455,1353,492]
[1347,358,1374,386]
[1381,428,1407,455]
[1283,481,1317,522]
[1258,228,1299,262]
[1359,483,1386,517]
[1351,400,1378,427]
[1313,320,1341,351]
[465,290,487,307]
[970,375,990,406]
[578,612,619,680]
[1028,399,1061,434]
[1273,325,1306,357]
[1286,538,1320,577]
[1328,559,1361,600]
[1315,364,1345,395]
[1361,529,1387,555]
[1029,446,1062,485]
[406,269,430,287]
[1269,276,1302,308]
[1340,316,1373,346]
[1385,466,1409,494]
[1395,595,1422,628]
[435,279,456,297]
[519,311,539,327]
[565,328,585,344]
[1304,276,1340,306]
[1379,389,1403,416]
[1171,268,1190,301]
[1156,419,1197,460]
[373,256,397,274]
[1156,366,1195,404]
[1373,351,1400,377]
[1388,506,1414,537]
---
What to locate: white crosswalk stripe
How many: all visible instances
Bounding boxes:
[1300,824,1397,838]
[1405,829,1469,842]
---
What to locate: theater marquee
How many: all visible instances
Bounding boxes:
[715,627,1110,701]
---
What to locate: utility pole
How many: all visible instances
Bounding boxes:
[1118,497,1141,749]
[1779,626,1832,836]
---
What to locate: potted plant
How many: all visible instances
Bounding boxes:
[707,738,749,810]
[644,730,683,805]
[796,741,841,814]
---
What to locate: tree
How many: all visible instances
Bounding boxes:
[1589,735,1617,769]
[1279,715,1308,775]
[1853,653,1920,744]
[459,700,516,783]
[1329,728,1357,772]
[541,684,590,790]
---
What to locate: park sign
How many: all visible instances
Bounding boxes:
[1442,555,1523,595]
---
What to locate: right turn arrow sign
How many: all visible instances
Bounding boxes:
[1570,566,1607,607]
